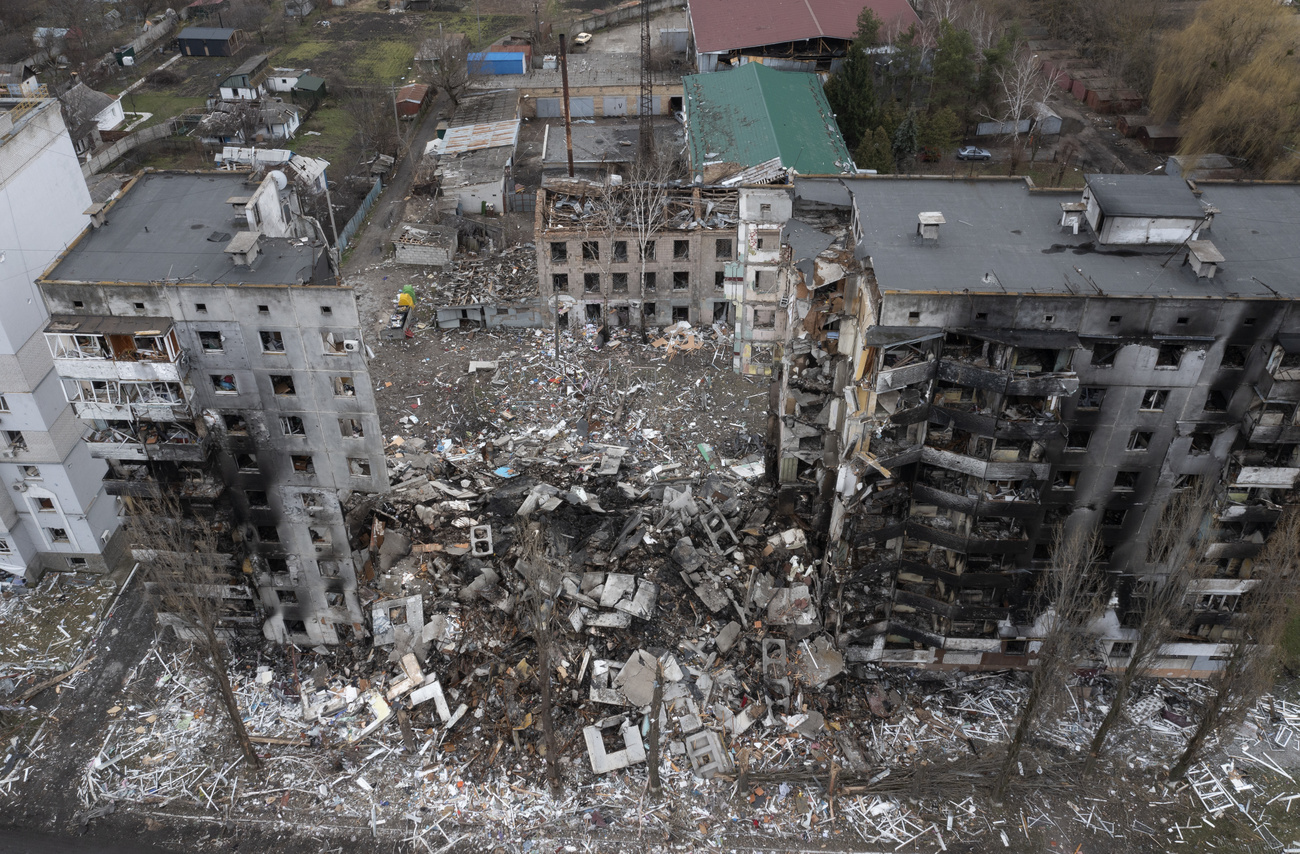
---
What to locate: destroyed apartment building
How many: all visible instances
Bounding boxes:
[535,182,741,330]
[766,173,1300,677]
[35,170,387,646]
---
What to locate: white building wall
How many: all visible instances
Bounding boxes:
[0,99,120,577]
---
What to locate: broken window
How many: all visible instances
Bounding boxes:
[612,272,628,293]
[1203,389,1230,412]
[714,271,725,290]
[643,271,656,291]
[301,492,324,510]
[246,490,268,508]
[339,418,364,437]
[46,527,69,544]
[585,304,602,322]
[0,395,7,412]
[1189,432,1214,454]
[672,305,689,322]
[309,527,329,544]
[260,330,285,353]
[1090,342,1121,367]
[257,525,280,542]
[291,454,315,474]
[641,241,655,261]
[1114,470,1140,490]
[1156,343,1184,368]
[319,560,341,578]
[1103,508,1126,526]
[271,375,296,396]
[1128,430,1153,451]
[1005,639,1028,656]
[1065,429,1092,450]
[550,241,567,262]
[211,374,238,394]
[673,239,689,260]
[582,241,599,261]
[1141,389,1169,411]
[1108,641,1134,660]
[199,331,223,351]
[195,302,208,313]
[612,241,628,262]
[754,309,776,328]
[715,238,732,259]
[0,537,10,554]
[321,332,346,354]
[643,302,657,319]
[348,458,371,477]
[276,589,297,604]
[4,430,27,452]
[321,306,332,316]
[223,412,247,433]
[235,452,258,470]
[36,497,55,511]
[552,273,568,291]
[280,415,306,435]
[672,271,689,290]
[1053,469,1079,490]
[713,302,730,323]
[21,465,40,479]
[584,273,601,293]
[333,376,355,396]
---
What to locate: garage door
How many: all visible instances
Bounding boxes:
[569,97,594,117]
[536,98,563,118]
[536,97,594,118]
[603,96,627,116]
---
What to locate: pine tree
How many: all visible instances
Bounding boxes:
[891,111,920,172]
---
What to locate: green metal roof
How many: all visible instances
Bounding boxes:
[683,63,854,178]
[293,74,327,92]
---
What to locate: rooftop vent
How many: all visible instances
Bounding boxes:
[1059,201,1086,235]
[1185,240,1223,279]
[224,231,261,267]
[916,211,945,242]
[83,201,108,229]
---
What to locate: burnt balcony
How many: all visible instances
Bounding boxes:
[86,423,208,462]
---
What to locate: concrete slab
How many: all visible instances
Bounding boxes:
[684,729,731,778]
[716,620,742,654]
[614,649,658,707]
[584,717,646,773]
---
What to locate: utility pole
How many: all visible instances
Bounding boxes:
[559,34,575,178]
[638,0,654,164]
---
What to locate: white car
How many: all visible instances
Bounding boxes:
[572,32,593,46]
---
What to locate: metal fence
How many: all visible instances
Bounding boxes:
[338,177,382,251]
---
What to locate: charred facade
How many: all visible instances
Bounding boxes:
[772,174,1300,677]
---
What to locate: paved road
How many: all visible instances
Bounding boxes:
[0,828,179,854]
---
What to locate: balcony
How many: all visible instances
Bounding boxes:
[920,446,1051,481]
[46,315,185,383]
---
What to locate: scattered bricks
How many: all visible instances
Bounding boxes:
[684,729,731,778]
[584,717,647,774]
[469,524,494,556]
[716,620,742,654]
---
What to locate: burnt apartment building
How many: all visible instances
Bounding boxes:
[36,170,387,646]
[535,184,739,329]
[769,173,1300,678]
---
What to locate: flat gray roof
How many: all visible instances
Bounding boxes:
[542,125,637,164]
[43,173,327,287]
[795,176,1300,300]
[1085,173,1206,218]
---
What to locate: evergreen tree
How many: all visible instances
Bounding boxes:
[918,107,961,155]
[825,48,879,151]
[891,110,920,171]
[930,20,977,114]
[854,126,894,173]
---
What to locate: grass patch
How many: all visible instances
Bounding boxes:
[116,92,208,129]
[289,105,358,167]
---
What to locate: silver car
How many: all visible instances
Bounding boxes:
[957,146,992,161]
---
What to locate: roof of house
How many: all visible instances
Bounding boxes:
[436,146,513,187]
[293,74,326,92]
[42,172,325,286]
[684,63,854,176]
[449,89,519,127]
[793,176,1300,300]
[225,53,270,79]
[177,26,236,41]
[397,83,430,103]
[60,82,117,128]
[1085,173,1207,219]
[688,0,920,54]
[0,62,35,84]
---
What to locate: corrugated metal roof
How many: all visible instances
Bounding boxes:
[177,26,236,40]
[397,83,429,103]
[684,63,853,176]
[688,0,919,54]
[441,119,519,155]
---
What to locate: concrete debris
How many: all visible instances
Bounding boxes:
[584,716,645,773]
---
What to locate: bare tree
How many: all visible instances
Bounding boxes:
[426,30,470,107]
[989,47,1054,176]
[341,86,401,159]
[515,522,563,795]
[127,493,260,769]
[1169,506,1300,779]
[616,154,677,329]
[1083,479,1216,776]
[995,525,1104,800]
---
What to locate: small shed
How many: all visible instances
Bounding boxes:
[1116,115,1150,137]
[1,62,39,95]
[1134,124,1182,154]
[467,52,527,75]
[177,26,242,56]
[291,74,327,106]
[219,53,271,100]
[396,83,430,118]
[394,223,457,266]
[1067,68,1107,102]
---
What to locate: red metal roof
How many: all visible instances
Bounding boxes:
[689,0,921,54]
[397,83,429,103]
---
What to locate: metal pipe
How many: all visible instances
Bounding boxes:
[559,33,575,179]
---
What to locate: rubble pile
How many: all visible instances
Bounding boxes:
[0,573,119,671]
[401,244,538,307]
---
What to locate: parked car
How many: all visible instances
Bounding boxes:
[956,146,992,161]
[572,32,593,46]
